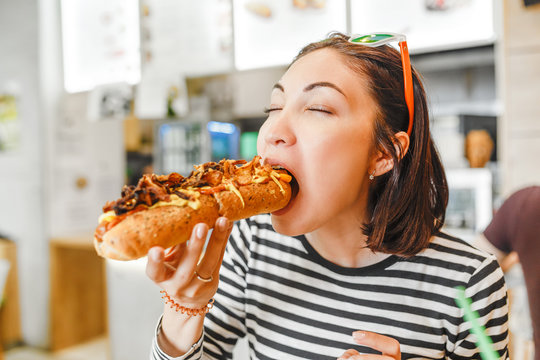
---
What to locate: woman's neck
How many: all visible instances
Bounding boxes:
[305,214,390,268]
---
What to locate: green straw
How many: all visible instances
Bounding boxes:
[454,286,499,360]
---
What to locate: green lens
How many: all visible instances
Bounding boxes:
[351,34,393,43]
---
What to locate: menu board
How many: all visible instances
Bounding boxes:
[233,0,347,70]
[139,0,233,76]
[350,0,495,54]
[60,0,141,93]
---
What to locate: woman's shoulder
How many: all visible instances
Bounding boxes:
[414,231,503,280]
[428,232,497,262]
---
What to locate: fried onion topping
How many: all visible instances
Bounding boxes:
[102,156,286,216]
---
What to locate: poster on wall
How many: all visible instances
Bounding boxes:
[0,92,20,152]
[350,0,495,54]
[233,0,347,70]
[48,93,125,235]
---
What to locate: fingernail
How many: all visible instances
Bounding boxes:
[196,224,207,239]
[217,217,229,231]
[353,331,365,339]
[150,248,162,262]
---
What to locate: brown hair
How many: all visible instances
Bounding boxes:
[293,32,448,256]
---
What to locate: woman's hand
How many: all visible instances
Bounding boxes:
[337,331,401,360]
[146,217,233,309]
[145,217,233,356]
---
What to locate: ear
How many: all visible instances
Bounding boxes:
[371,132,410,177]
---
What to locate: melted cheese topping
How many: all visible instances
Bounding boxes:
[252,175,269,183]
[98,210,116,224]
[270,171,286,195]
[224,182,245,208]
[99,192,201,223]
[150,194,201,211]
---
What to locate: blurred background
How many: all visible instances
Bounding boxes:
[0,0,539,359]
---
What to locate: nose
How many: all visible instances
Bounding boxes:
[266,132,291,146]
[261,115,296,148]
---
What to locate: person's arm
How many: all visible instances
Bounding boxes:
[473,234,519,273]
[146,218,233,358]
[498,251,519,273]
[148,218,252,359]
[473,234,507,263]
[151,315,205,360]
[158,309,206,357]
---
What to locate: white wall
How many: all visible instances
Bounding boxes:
[2,0,133,349]
[0,0,49,347]
[499,1,540,195]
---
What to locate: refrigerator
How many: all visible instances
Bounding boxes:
[154,119,241,175]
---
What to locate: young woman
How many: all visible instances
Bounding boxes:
[146,32,509,360]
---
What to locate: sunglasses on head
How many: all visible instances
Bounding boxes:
[348,33,414,137]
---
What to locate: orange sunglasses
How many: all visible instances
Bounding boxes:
[348,33,414,136]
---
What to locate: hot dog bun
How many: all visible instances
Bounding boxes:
[94,156,292,260]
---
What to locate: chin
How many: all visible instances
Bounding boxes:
[269,213,312,237]
[269,215,300,236]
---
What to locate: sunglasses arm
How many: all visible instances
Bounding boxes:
[399,41,414,136]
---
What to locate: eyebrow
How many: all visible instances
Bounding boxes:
[272,81,347,98]
[272,83,284,92]
[304,82,347,98]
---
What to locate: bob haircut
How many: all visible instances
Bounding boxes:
[292,32,448,256]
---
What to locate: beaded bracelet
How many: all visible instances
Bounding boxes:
[160,290,214,316]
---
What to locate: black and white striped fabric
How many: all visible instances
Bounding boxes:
[151,214,508,360]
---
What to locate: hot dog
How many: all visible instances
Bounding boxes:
[94,156,292,260]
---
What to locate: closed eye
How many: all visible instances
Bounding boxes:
[263,107,282,114]
[307,106,333,114]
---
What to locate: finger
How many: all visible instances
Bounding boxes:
[146,247,172,283]
[212,218,233,278]
[196,217,233,279]
[337,348,360,359]
[353,331,400,359]
[341,355,394,360]
[172,223,209,284]
[338,349,395,360]
[163,241,187,268]
[164,242,183,259]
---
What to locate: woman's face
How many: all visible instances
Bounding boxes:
[257,48,379,236]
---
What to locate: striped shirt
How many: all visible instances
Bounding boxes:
[151,214,509,360]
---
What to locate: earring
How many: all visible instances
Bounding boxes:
[369,170,375,180]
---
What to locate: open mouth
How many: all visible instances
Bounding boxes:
[288,172,299,200]
[271,165,299,215]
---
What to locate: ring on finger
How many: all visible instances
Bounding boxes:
[194,270,213,283]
